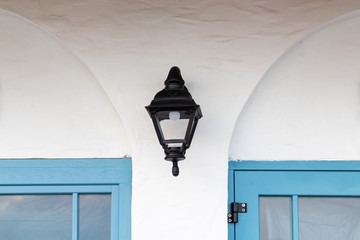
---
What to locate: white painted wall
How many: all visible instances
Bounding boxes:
[229,11,360,161]
[0,1,360,240]
[0,9,130,158]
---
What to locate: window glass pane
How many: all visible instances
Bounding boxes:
[299,197,360,240]
[79,194,111,240]
[260,196,292,240]
[0,195,72,240]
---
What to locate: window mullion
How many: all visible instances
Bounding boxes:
[292,195,299,240]
[72,193,79,240]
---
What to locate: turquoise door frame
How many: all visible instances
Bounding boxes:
[228,161,360,240]
[0,158,132,240]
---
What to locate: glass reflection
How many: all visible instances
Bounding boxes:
[79,194,111,240]
[0,195,72,240]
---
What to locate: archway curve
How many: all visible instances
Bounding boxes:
[229,10,360,161]
[0,9,131,158]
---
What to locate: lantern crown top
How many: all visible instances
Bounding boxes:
[146,66,201,112]
[164,66,185,89]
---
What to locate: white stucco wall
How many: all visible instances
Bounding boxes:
[0,1,360,240]
[0,9,130,158]
[229,10,360,161]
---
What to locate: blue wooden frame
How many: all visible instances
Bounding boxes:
[228,161,360,240]
[0,158,132,240]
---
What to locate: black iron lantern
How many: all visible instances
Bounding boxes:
[146,66,202,176]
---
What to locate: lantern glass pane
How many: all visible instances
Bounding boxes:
[160,118,189,142]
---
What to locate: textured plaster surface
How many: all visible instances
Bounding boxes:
[230,11,360,161]
[0,1,360,239]
[0,9,130,158]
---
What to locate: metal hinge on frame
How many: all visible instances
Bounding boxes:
[228,202,247,223]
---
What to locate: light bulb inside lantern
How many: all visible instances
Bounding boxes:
[169,111,180,121]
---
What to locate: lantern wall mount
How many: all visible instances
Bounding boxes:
[146,66,203,176]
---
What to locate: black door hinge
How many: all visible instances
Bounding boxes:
[228,202,247,223]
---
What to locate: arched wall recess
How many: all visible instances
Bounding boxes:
[0,9,130,158]
[229,10,360,161]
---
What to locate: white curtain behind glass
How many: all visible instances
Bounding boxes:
[260,197,292,240]
[299,197,360,240]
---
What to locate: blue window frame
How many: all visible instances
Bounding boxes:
[0,158,131,240]
[228,161,360,240]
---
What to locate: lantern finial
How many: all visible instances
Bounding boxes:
[172,161,179,177]
[164,66,184,89]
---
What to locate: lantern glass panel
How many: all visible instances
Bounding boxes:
[159,118,189,143]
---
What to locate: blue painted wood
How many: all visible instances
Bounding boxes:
[234,171,259,240]
[73,193,79,240]
[0,158,132,184]
[0,185,113,194]
[230,161,360,240]
[228,169,235,240]
[0,158,132,240]
[111,185,120,240]
[119,183,132,240]
[292,195,299,240]
[229,160,360,171]
[258,171,360,196]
